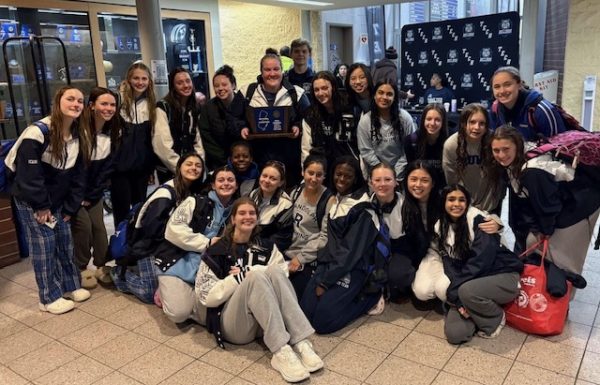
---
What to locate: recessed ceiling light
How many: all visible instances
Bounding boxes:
[275,0,334,6]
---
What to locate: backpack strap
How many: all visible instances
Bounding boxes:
[316,188,333,231]
[282,79,298,107]
[245,83,259,102]
[526,94,545,134]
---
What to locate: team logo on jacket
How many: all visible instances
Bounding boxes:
[404,73,414,87]
[432,27,442,41]
[499,19,513,35]
[418,51,428,65]
[447,49,458,64]
[405,29,415,43]
[479,48,492,63]
[463,23,475,38]
[461,73,473,88]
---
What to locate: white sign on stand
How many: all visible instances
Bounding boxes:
[533,70,559,103]
[151,59,168,85]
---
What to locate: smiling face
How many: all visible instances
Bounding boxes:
[91,93,116,123]
[291,44,310,67]
[231,145,252,173]
[212,170,237,201]
[465,111,488,143]
[259,166,284,196]
[406,168,434,203]
[213,74,234,102]
[333,163,356,195]
[129,68,150,97]
[313,78,333,108]
[492,71,520,109]
[174,72,193,99]
[349,67,368,96]
[491,138,518,167]
[60,89,84,120]
[179,155,203,184]
[445,189,468,221]
[261,57,283,92]
[423,109,443,138]
[375,84,395,112]
[370,167,396,204]
[303,162,326,192]
[232,202,258,234]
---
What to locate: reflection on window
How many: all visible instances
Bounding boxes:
[430,0,458,21]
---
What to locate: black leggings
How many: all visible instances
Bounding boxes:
[110,171,150,226]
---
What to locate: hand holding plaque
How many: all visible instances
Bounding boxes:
[245,105,295,139]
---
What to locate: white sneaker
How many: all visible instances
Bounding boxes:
[368,295,385,316]
[477,311,506,339]
[64,288,91,302]
[271,344,310,383]
[294,340,324,372]
[39,298,74,314]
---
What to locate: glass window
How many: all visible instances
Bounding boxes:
[430,0,459,21]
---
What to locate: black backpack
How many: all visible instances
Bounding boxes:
[290,184,333,231]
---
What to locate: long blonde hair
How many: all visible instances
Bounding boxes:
[120,62,157,126]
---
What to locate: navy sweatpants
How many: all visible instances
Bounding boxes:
[300,268,380,334]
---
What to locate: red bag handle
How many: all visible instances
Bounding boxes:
[519,237,549,259]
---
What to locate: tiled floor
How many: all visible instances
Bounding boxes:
[0,240,599,385]
[0,205,599,384]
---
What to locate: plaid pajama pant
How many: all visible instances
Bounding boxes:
[111,256,158,304]
[14,199,81,304]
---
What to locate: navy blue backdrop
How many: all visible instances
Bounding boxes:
[401,12,520,108]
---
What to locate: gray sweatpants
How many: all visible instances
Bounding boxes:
[158,275,202,324]
[221,265,315,353]
[444,272,520,344]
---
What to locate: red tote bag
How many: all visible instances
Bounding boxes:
[504,239,571,336]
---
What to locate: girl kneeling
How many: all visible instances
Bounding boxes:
[195,197,323,383]
[438,185,522,344]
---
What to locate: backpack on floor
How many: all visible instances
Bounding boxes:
[0,121,50,193]
[526,130,600,168]
[108,184,176,262]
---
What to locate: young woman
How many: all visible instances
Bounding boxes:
[286,154,334,297]
[490,126,600,273]
[301,156,382,334]
[228,141,259,197]
[345,63,374,118]
[249,161,294,252]
[357,81,415,181]
[240,51,310,187]
[489,66,566,141]
[301,71,359,177]
[437,185,522,344]
[156,166,237,324]
[333,63,348,90]
[442,103,504,214]
[404,103,448,190]
[111,153,205,303]
[112,62,157,225]
[72,87,119,289]
[153,67,205,183]
[195,197,323,383]
[6,86,89,314]
[199,65,248,170]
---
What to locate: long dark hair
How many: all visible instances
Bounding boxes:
[369,81,403,144]
[345,63,373,107]
[173,152,205,204]
[437,184,472,261]
[82,87,120,160]
[164,67,197,114]
[456,103,494,180]
[401,161,439,236]
[330,155,365,195]
[416,103,448,159]
[490,125,527,181]
[49,86,87,166]
[305,71,348,134]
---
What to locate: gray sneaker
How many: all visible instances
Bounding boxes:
[271,344,310,383]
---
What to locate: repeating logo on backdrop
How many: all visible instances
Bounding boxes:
[461,73,473,88]
[499,19,512,35]
[405,29,415,43]
[432,26,443,41]
[463,23,475,38]
[479,47,492,63]
[447,49,458,65]
[404,74,414,87]
[418,51,428,65]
